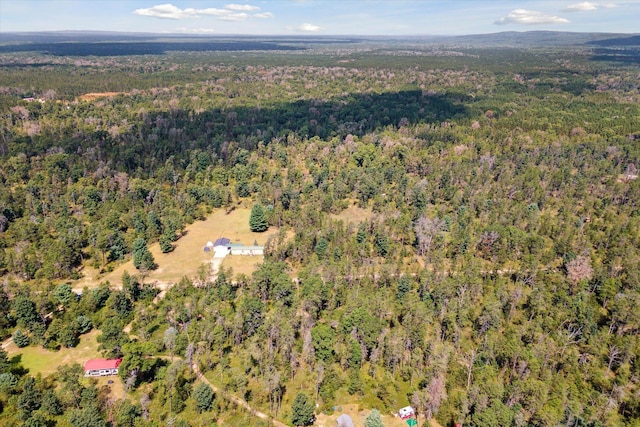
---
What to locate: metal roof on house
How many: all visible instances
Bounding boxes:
[84,358,122,371]
[213,237,231,246]
[230,245,264,250]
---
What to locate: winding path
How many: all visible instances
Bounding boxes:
[191,361,289,427]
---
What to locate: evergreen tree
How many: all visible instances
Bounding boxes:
[365,409,385,427]
[132,238,156,271]
[374,232,389,257]
[54,283,73,307]
[291,392,315,426]
[0,348,10,373]
[17,376,42,415]
[311,323,335,362]
[68,405,107,427]
[193,382,214,412]
[12,296,38,328]
[315,237,329,259]
[396,275,411,300]
[159,233,174,253]
[13,329,30,348]
[76,315,92,334]
[249,203,269,232]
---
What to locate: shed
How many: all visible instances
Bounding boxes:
[336,414,354,427]
[204,240,214,252]
[84,358,122,377]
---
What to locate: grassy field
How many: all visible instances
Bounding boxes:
[74,207,277,289]
[5,329,126,399]
[220,254,265,278]
[5,329,102,375]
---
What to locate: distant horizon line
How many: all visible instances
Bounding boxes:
[1,29,639,37]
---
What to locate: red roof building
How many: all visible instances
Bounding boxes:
[84,358,122,377]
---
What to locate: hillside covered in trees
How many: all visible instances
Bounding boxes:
[0,32,639,426]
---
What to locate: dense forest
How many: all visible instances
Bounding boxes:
[0,33,639,427]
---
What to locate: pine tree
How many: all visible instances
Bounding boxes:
[159,233,174,253]
[194,382,214,412]
[365,409,385,427]
[249,203,269,232]
[291,392,315,426]
[315,237,329,259]
[12,329,30,348]
[132,238,156,271]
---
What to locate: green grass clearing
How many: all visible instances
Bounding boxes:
[5,329,102,376]
[5,329,126,400]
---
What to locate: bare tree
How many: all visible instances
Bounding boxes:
[479,230,500,258]
[459,348,477,391]
[411,373,447,420]
[566,255,593,286]
[559,322,583,358]
[607,345,621,374]
[140,393,151,420]
[414,216,444,260]
[314,363,325,406]
[424,374,447,418]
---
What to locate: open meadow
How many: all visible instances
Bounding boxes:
[73,207,277,289]
[4,330,126,400]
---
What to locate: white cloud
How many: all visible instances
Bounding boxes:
[495,9,570,25]
[297,23,322,32]
[563,2,617,12]
[135,3,268,22]
[225,4,260,11]
[564,2,598,11]
[135,4,193,19]
[198,8,235,17]
[176,27,217,33]
[219,13,248,22]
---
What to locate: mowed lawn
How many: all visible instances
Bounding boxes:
[5,329,126,399]
[5,330,101,376]
[75,208,276,289]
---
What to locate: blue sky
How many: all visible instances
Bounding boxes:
[1,1,639,35]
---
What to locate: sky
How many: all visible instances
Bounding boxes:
[1,0,639,36]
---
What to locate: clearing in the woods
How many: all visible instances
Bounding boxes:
[314,404,443,427]
[74,207,276,289]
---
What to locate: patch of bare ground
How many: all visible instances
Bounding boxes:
[78,92,126,101]
[330,204,375,224]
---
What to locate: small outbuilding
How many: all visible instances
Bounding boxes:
[336,414,355,427]
[84,358,122,377]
